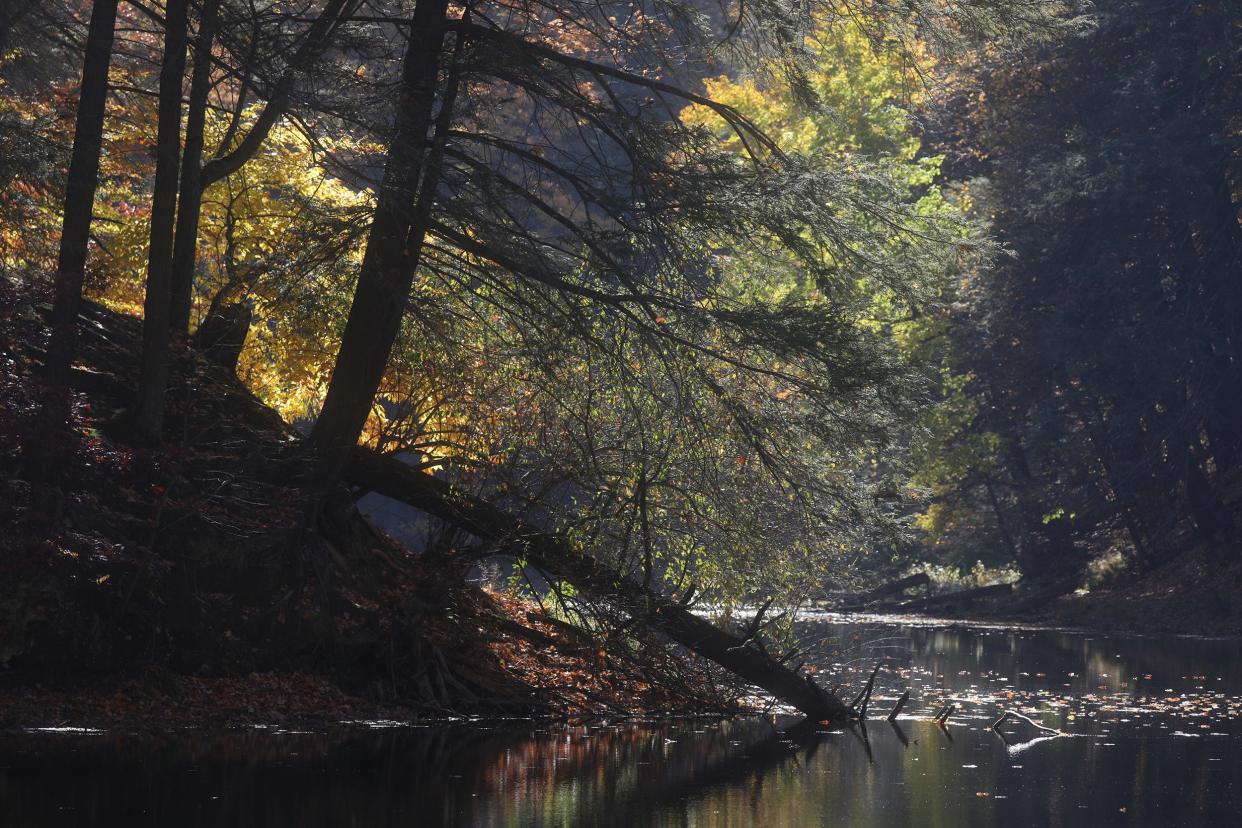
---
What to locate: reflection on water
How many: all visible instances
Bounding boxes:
[3,621,1241,827]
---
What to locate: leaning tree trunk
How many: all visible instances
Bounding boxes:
[44,0,120,388]
[131,0,189,441]
[345,447,852,722]
[169,0,220,335]
[309,0,456,479]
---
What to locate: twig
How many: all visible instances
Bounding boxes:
[851,663,881,718]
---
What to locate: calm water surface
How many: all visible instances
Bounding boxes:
[3,617,1240,827]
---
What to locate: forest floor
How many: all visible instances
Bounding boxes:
[0,285,741,730]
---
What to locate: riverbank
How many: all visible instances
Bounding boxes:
[872,547,1242,639]
[1034,547,1242,638]
[0,577,743,731]
[1,290,741,728]
[0,588,740,733]
[824,546,1242,639]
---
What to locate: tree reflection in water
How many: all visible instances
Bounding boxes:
[4,622,1242,826]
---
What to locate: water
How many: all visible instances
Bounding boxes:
[3,617,1240,826]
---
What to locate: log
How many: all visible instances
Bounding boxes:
[345,447,851,722]
[526,611,595,646]
[1007,576,1080,614]
[990,710,1060,736]
[868,572,930,597]
[829,576,929,608]
[884,581,1015,613]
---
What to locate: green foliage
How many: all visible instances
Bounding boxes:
[4,0,1083,605]
[683,10,998,574]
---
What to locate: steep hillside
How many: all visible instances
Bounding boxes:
[0,283,738,727]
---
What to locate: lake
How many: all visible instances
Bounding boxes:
[3,616,1240,826]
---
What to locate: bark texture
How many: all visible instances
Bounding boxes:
[132,0,190,440]
[309,0,455,477]
[45,0,120,387]
[170,0,220,335]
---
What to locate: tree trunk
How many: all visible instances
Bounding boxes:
[44,0,120,388]
[345,447,852,722]
[169,0,220,335]
[309,0,455,476]
[192,301,251,374]
[833,572,930,609]
[130,0,189,441]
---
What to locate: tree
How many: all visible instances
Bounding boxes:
[43,0,120,388]
[128,0,362,440]
[174,0,362,334]
[308,0,456,479]
[18,0,1079,603]
[168,0,220,334]
[295,0,1076,602]
[927,0,1242,585]
[129,0,189,440]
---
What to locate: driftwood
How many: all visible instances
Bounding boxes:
[345,447,851,722]
[990,710,1060,735]
[867,572,930,598]
[881,581,1015,613]
[1007,576,1081,614]
[824,572,930,609]
[838,573,931,608]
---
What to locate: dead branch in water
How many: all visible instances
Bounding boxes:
[887,689,909,721]
[990,710,1061,735]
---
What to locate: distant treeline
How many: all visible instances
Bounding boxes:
[918,0,1242,584]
